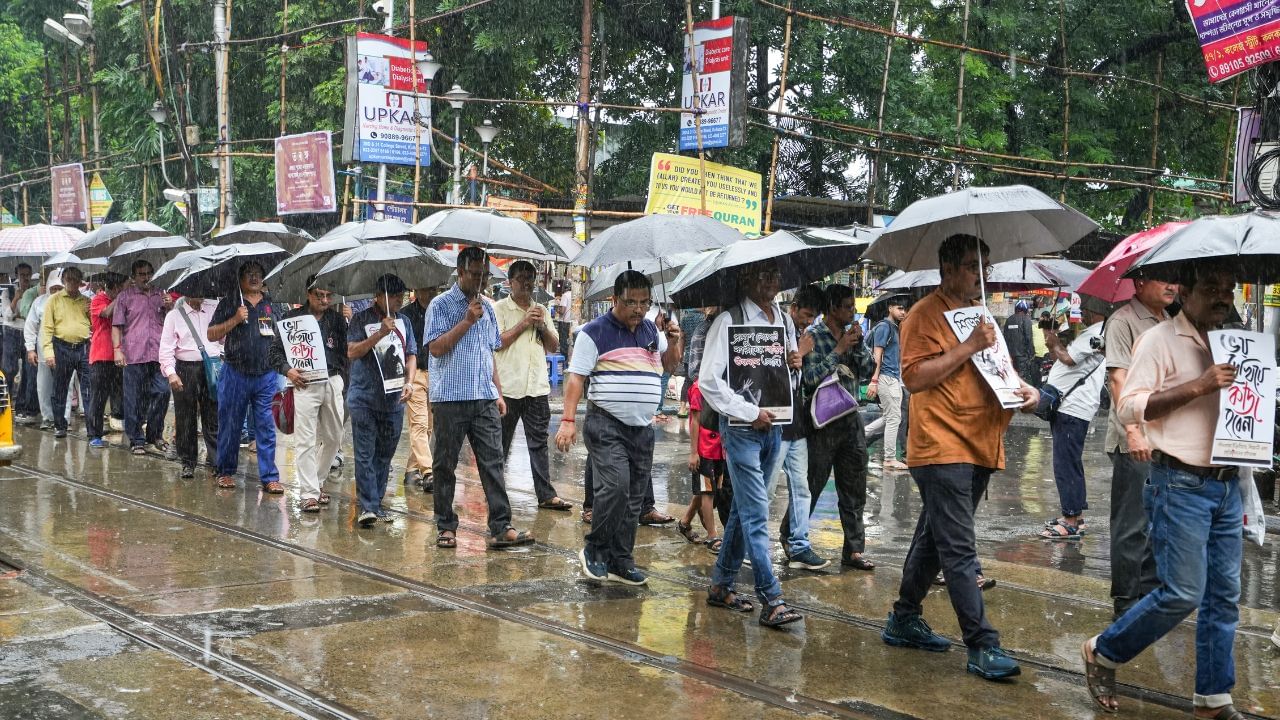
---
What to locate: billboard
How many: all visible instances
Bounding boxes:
[50,163,88,226]
[644,152,762,236]
[679,16,749,151]
[1185,0,1280,82]
[275,131,337,215]
[89,173,113,228]
[342,32,433,166]
[485,195,539,224]
[364,191,413,223]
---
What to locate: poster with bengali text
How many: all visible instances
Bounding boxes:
[944,307,1023,409]
[726,324,792,426]
[278,315,329,384]
[1210,329,1276,467]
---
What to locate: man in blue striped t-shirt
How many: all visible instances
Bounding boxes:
[556,270,682,585]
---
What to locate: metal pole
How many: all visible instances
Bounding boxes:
[763,1,794,234]
[867,0,899,225]
[214,0,235,228]
[711,0,720,19]
[452,114,462,204]
[481,143,490,205]
[374,0,394,220]
[88,0,100,159]
[409,0,421,223]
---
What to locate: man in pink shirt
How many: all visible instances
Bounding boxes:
[112,261,174,454]
[160,294,221,477]
[87,275,125,448]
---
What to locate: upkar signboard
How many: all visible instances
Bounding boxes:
[342,32,432,166]
[644,153,761,236]
[679,16,749,151]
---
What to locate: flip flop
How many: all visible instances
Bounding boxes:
[436,531,457,549]
[488,528,535,548]
[537,499,573,511]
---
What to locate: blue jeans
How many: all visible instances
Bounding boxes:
[351,406,404,514]
[123,362,168,447]
[1049,413,1089,517]
[215,365,279,484]
[775,438,815,557]
[1095,463,1242,707]
[712,420,783,606]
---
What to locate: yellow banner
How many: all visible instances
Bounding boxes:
[1265,284,1280,308]
[644,153,761,236]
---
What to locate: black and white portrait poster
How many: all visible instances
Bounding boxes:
[944,307,1023,409]
[727,324,792,426]
[1210,329,1276,467]
[364,318,408,393]
[278,315,329,383]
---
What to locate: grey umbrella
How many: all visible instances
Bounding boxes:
[263,237,364,302]
[1127,211,1280,283]
[165,243,291,297]
[209,221,315,254]
[153,247,216,291]
[310,241,453,296]
[583,251,703,303]
[69,220,170,259]
[410,208,568,260]
[43,251,109,276]
[668,228,871,308]
[107,235,194,275]
[436,249,507,282]
[568,214,743,268]
[317,219,414,243]
[876,257,1090,293]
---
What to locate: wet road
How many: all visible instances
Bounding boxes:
[0,402,1277,719]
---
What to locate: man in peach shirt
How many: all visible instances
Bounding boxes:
[1082,260,1243,720]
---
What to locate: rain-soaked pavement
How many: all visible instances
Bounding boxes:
[1,395,1278,720]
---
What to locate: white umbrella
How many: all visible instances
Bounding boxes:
[69,220,169,259]
[863,185,1097,270]
[410,208,568,260]
[210,221,315,253]
[568,214,743,268]
[310,241,453,296]
[263,237,363,302]
[876,257,1090,293]
[317,219,414,243]
[42,251,109,276]
[435,249,507,282]
[1127,211,1280,283]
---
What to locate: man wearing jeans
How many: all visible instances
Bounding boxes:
[865,295,908,471]
[555,270,680,585]
[1082,261,1243,720]
[881,234,1036,680]
[700,260,804,628]
[425,246,533,550]
[39,267,91,439]
[112,261,173,454]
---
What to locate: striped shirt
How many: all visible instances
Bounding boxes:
[568,311,667,427]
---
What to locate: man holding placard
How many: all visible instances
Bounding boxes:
[1082,261,1250,720]
[270,277,348,514]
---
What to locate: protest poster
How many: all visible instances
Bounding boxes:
[1209,329,1276,467]
[364,318,408,392]
[278,315,329,384]
[944,307,1023,409]
[726,324,792,426]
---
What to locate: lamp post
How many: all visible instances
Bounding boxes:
[444,84,470,205]
[413,52,441,215]
[473,119,500,206]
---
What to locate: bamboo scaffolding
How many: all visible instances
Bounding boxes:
[866,0,898,225]
[951,0,971,187]
[1146,51,1164,226]
[763,0,794,234]
[339,165,352,224]
[351,197,645,218]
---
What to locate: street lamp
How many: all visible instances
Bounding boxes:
[148,100,198,242]
[42,19,84,49]
[147,100,168,125]
[444,84,470,205]
[415,52,442,84]
[473,119,500,205]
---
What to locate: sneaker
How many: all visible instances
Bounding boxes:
[607,566,648,586]
[39,419,54,430]
[378,510,394,523]
[108,417,124,432]
[88,437,106,449]
[53,429,67,439]
[330,452,344,470]
[966,646,1021,680]
[786,548,831,570]
[180,465,195,478]
[578,547,607,580]
[882,612,952,652]
[358,511,377,527]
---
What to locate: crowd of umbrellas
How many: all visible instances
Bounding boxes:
[0,185,1276,317]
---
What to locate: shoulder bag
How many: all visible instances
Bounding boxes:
[178,304,223,401]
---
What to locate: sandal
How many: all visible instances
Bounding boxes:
[759,602,803,628]
[262,481,285,495]
[1039,519,1083,541]
[538,498,573,511]
[705,537,722,554]
[488,527,535,548]
[317,493,331,505]
[1202,707,1246,720]
[677,521,700,544]
[581,508,592,524]
[436,530,457,549]
[216,475,236,489]
[131,446,147,456]
[976,575,997,591]
[707,585,754,613]
[639,510,675,526]
[842,555,876,571]
[1044,517,1087,533]
[300,498,320,513]
[1080,638,1119,713]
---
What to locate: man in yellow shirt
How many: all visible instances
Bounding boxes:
[40,267,91,439]
[495,261,571,511]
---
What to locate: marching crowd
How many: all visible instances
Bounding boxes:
[0,233,1269,718]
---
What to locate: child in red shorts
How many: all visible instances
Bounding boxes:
[678,379,725,553]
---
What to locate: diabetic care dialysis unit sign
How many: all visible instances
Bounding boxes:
[944,307,1024,409]
[726,324,792,426]
[1210,329,1276,467]
[342,32,432,166]
[679,16,749,151]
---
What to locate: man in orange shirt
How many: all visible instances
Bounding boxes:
[880,234,1037,681]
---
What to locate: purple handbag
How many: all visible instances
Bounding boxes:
[809,365,859,429]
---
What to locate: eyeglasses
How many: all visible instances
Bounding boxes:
[961,262,994,277]
[754,270,782,281]
[620,298,653,309]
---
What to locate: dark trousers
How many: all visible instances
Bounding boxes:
[1108,450,1159,615]
[583,408,653,572]
[16,353,38,416]
[431,399,513,537]
[556,320,570,357]
[893,463,999,649]
[805,412,870,558]
[173,360,217,466]
[86,362,121,439]
[500,394,558,503]
[123,362,168,447]
[1049,413,1090,517]
[50,339,90,433]
[352,405,403,513]
[583,452,657,513]
[2,326,22,396]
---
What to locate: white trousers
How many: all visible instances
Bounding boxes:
[292,375,345,500]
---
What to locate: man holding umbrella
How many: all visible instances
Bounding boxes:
[112,260,173,454]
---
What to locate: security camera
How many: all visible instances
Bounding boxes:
[371,0,391,15]
[162,188,186,204]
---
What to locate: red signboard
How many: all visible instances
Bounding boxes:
[50,163,88,226]
[274,131,337,215]
[1185,0,1280,82]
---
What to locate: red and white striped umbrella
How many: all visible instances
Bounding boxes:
[0,224,83,256]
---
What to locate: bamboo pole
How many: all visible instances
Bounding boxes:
[409,0,421,223]
[683,0,708,214]
[867,0,899,225]
[279,0,288,136]
[75,59,87,158]
[21,184,28,225]
[763,0,794,234]
[1058,0,1070,203]
[42,50,54,165]
[340,166,352,224]
[951,0,971,188]
[1220,76,1242,209]
[351,197,647,218]
[142,166,149,220]
[1145,51,1163,226]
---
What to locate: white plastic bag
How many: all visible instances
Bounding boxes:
[1242,468,1267,547]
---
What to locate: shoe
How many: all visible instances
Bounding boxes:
[239,436,251,448]
[152,440,170,454]
[14,413,33,425]
[378,510,394,523]
[39,419,54,430]
[404,469,421,486]
[607,566,648,586]
[578,547,607,580]
[108,417,124,432]
[882,612,952,652]
[421,477,433,493]
[786,548,831,570]
[966,646,1021,680]
[180,465,195,478]
[88,437,106,449]
[358,511,377,527]
[330,452,344,470]
[53,429,67,439]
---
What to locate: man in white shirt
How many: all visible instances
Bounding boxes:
[24,271,64,429]
[159,294,222,477]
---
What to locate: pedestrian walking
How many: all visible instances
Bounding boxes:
[346,274,412,526]
[425,246,533,549]
[864,295,909,472]
[679,378,722,551]
[399,285,439,493]
[495,260,571,511]
[86,275,125,448]
[1081,261,1244,719]
[556,269,681,585]
[159,294,221,477]
[1003,301,1037,386]
[208,261,283,492]
[112,260,173,454]
[39,267,91,439]
[24,272,64,428]
[881,234,1036,680]
[4,263,34,418]
[699,260,804,628]
[13,271,41,423]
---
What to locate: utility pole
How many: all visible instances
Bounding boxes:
[374,0,395,220]
[572,0,593,246]
[213,0,235,228]
[86,0,100,159]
